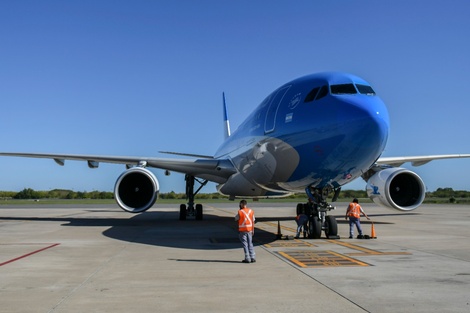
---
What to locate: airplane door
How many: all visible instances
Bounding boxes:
[264,85,291,134]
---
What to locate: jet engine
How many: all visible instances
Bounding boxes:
[365,167,426,211]
[114,167,159,213]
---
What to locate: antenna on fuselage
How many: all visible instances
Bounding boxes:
[223,92,231,139]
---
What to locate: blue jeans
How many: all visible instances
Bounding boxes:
[349,217,363,237]
[295,214,309,237]
[239,231,255,261]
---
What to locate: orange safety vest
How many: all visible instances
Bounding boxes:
[238,208,254,232]
[347,203,361,219]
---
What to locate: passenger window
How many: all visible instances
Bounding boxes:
[304,87,319,103]
[330,84,357,94]
[356,84,376,95]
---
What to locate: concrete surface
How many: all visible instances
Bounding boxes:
[1,202,469,312]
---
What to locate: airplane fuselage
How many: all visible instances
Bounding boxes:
[215,72,390,197]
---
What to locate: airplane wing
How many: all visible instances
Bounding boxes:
[0,152,236,184]
[376,154,470,167]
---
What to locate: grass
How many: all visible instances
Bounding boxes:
[0,197,355,206]
[1,196,468,206]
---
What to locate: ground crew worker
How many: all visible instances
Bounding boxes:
[235,199,256,263]
[345,198,370,238]
[294,213,308,239]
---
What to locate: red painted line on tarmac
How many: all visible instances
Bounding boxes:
[0,243,60,267]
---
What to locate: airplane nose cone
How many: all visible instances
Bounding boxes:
[339,96,390,159]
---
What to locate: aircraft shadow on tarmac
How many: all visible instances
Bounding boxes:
[0,211,280,250]
[100,211,282,250]
[0,210,412,250]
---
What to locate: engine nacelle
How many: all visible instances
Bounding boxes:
[114,167,159,213]
[366,167,426,211]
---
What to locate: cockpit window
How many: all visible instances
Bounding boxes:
[315,85,328,100]
[330,84,357,95]
[304,85,328,102]
[305,82,376,104]
[356,84,376,95]
[304,87,319,103]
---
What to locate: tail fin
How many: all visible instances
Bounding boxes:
[223,92,231,139]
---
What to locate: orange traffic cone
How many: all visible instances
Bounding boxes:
[370,222,377,239]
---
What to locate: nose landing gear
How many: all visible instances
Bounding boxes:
[298,187,340,239]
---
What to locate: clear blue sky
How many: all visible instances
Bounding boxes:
[1,0,469,193]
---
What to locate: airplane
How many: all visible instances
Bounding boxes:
[1,72,469,239]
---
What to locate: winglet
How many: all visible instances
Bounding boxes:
[223,92,231,139]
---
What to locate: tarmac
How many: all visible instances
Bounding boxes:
[1,201,469,313]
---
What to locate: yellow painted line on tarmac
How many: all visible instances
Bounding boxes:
[327,240,382,254]
[326,250,371,266]
[328,240,411,256]
[279,251,309,268]
[348,251,411,256]
[279,250,370,268]
[264,239,315,248]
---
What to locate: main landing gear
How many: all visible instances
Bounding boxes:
[179,174,208,221]
[297,187,340,239]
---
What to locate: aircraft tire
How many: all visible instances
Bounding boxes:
[179,204,187,220]
[325,215,338,238]
[308,216,322,239]
[195,204,203,220]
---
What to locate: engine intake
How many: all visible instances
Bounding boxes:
[366,167,425,211]
[114,167,159,213]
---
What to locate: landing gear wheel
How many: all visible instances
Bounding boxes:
[195,204,203,220]
[179,204,187,220]
[179,175,208,220]
[308,216,322,239]
[325,215,338,238]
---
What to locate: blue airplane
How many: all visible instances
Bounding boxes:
[1,72,469,238]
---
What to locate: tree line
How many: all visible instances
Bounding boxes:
[0,187,468,201]
[0,188,114,200]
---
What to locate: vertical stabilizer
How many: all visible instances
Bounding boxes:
[223,92,231,139]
